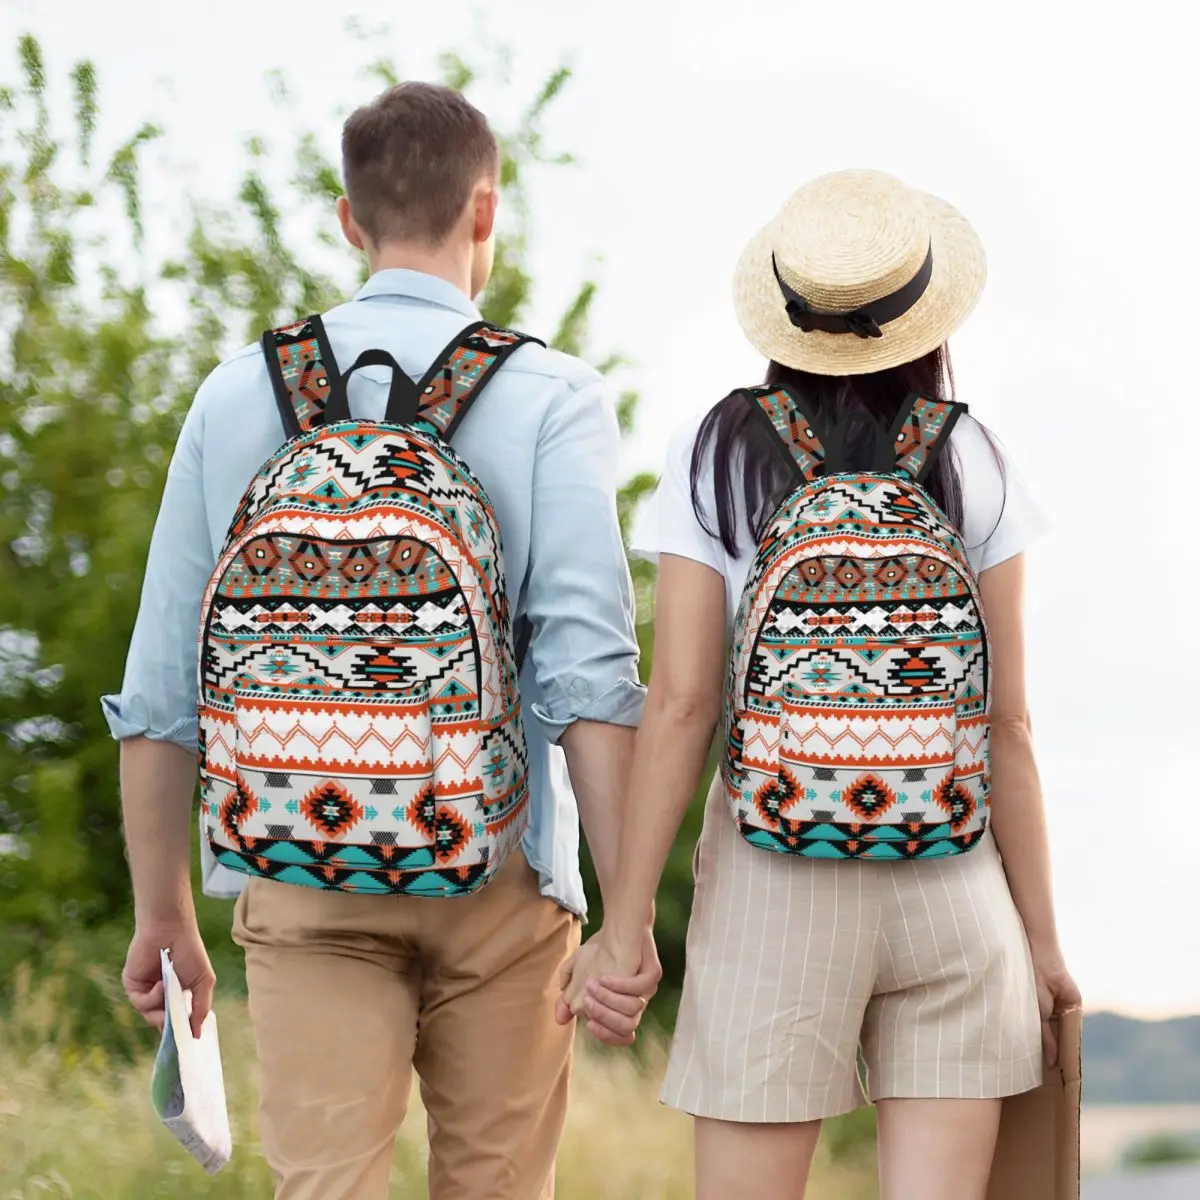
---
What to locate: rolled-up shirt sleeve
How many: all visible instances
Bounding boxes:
[100,392,216,751]
[524,374,646,742]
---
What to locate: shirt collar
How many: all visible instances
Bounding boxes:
[353,268,481,320]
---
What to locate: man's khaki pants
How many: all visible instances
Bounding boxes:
[232,853,581,1200]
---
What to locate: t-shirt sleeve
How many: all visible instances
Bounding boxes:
[955,415,1050,573]
[630,420,724,574]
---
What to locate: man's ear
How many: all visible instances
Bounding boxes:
[337,196,366,251]
[473,181,498,245]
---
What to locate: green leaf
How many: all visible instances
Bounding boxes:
[293,133,343,204]
[104,123,162,247]
[18,34,45,100]
[437,52,475,92]
[239,171,284,256]
[527,65,572,125]
[617,469,659,539]
[69,61,98,165]
[366,59,401,89]
[595,351,629,375]
[550,280,596,357]
[616,389,641,435]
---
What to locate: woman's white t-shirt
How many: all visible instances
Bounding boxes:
[631,412,1048,622]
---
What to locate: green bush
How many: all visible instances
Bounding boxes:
[1121,1131,1200,1170]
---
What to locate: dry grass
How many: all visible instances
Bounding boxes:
[0,966,876,1199]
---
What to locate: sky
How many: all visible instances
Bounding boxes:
[2,0,1197,1017]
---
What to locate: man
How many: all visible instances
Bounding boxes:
[105,82,659,1200]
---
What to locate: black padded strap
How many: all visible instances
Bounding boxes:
[261,315,341,438]
[883,395,968,483]
[413,322,543,441]
[740,384,831,484]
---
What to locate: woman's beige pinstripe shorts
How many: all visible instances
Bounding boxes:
[661,778,1044,1123]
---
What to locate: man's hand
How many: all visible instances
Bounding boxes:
[118,737,209,1036]
[123,921,215,1040]
[555,926,661,1047]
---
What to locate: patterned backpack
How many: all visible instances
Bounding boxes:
[198,316,540,895]
[723,385,990,861]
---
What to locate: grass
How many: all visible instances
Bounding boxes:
[1,962,878,1199]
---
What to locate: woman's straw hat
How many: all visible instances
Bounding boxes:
[732,169,986,376]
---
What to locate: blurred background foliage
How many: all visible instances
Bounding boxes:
[0,29,705,1051]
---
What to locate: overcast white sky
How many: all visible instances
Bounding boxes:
[3,0,1197,1017]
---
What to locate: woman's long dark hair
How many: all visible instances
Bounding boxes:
[691,345,998,556]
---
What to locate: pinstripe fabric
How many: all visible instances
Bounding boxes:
[661,777,1043,1122]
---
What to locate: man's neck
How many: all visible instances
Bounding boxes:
[367,241,473,300]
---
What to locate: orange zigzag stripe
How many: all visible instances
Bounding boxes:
[238,720,432,756]
[744,725,953,757]
[234,740,485,775]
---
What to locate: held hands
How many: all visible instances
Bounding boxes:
[122,920,215,1041]
[555,926,661,1046]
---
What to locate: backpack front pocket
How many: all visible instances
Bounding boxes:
[778,695,959,828]
[204,679,521,894]
[728,692,974,857]
[220,683,467,877]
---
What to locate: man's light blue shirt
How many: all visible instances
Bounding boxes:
[101,269,645,917]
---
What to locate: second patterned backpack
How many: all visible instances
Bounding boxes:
[197,316,539,896]
[723,384,991,860]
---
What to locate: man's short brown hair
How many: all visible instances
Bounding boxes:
[341,82,499,247]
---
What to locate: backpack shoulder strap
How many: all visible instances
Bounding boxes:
[261,315,341,438]
[414,322,544,439]
[740,383,828,484]
[884,395,968,483]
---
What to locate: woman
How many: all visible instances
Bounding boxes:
[562,170,1080,1200]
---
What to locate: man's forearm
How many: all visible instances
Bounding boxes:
[120,736,198,927]
[559,719,636,909]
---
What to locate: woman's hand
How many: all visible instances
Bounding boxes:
[555,926,660,1046]
[1031,945,1082,1066]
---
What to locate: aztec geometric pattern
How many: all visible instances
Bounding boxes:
[892,397,965,483]
[415,326,530,440]
[723,385,990,861]
[262,318,336,434]
[748,384,827,482]
[199,318,537,895]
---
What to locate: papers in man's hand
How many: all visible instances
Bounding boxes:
[149,948,232,1174]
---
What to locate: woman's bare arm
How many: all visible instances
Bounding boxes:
[978,554,1059,949]
[979,553,1081,1060]
[562,553,727,999]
